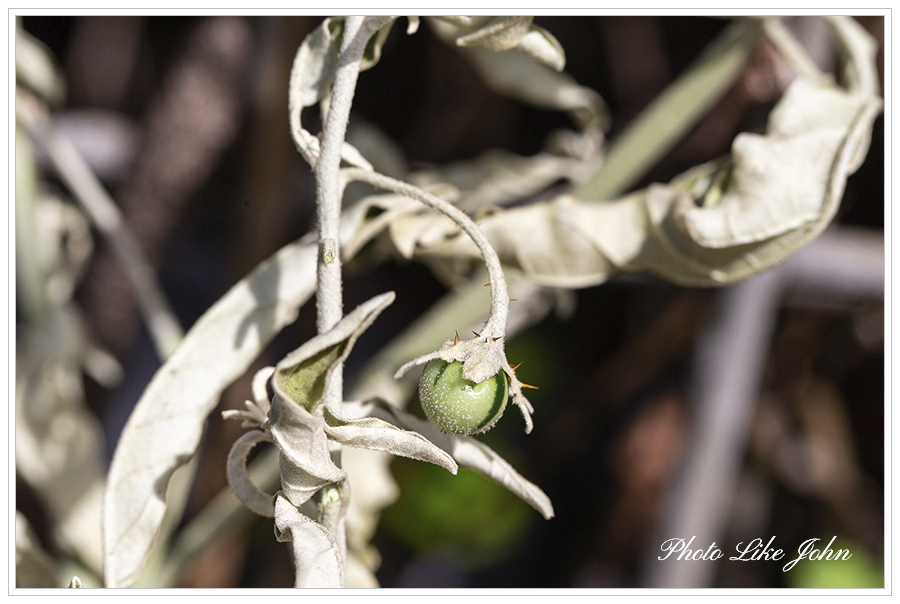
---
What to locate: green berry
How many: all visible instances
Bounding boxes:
[418,359,508,435]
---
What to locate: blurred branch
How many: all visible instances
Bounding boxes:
[574,19,761,200]
[643,226,883,588]
[17,93,184,359]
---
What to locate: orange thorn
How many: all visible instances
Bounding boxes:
[483,282,492,287]
[508,298,517,302]
[454,330,460,345]
[510,361,523,371]
[520,383,539,390]
[472,330,481,338]
[492,337,500,342]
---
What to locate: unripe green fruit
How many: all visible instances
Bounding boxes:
[418,359,508,435]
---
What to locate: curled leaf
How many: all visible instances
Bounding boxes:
[681,83,876,247]
[268,292,395,509]
[226,431,276,518]
[431,16,566,71]
[272,291,395,411]
[391,17,881,288]
[453,16,533,51]
[274,493,345,588]
[289,17,399,169]
[456,44,606,131]
[269,394,346,509]
[515,24,567,72]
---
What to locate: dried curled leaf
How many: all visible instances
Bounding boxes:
[269,393,348,509]
[288,16,397,169]
[431,16,566,71]
[380,16,881,288]
[265,292,462,509]
[269,292,395,507]
[260,292,466,587]
[226,430,277,518]
[274,493,345,588]
[680,79,876,247]
[455,44,608,132]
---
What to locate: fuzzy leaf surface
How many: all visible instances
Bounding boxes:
[326,401,458,474]
[269,292,395,509]
[274,493,345,588]
[102,240,317,587]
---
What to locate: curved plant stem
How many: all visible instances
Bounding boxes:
[341,167,510,339]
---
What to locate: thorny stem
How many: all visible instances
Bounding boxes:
[341,167,510,339]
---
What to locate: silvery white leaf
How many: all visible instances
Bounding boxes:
[288,18,339,166]
[359,17,399,72]
[274,493,345,588]
[226,430,276,518]
[340,446,398,587]
[370,403,554,519]
[823,15,880,98]
[268,293,395,508]
[431,16,491,29]
[269,394,346,509]
[324,401,458,474]
[339,140,374,171]
[454,16,533,51]
[102,239,317,587]
[680,79,876,247]
[458,47,604,131]
[514,24,566,72]
[289,17,398,169]
[430,16,568,73]
[409,142,604,212]
[289,18,338,121]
